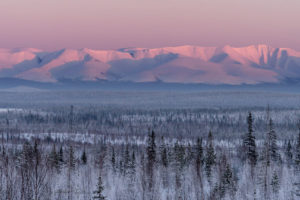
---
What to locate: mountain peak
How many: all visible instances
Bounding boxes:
[0,45,299,85]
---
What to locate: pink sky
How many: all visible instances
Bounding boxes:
[0,0,299,50]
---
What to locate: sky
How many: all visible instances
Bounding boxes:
[0,0,299,50]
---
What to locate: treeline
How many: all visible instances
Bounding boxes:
[0,112,300,199]
[0,106,299,139]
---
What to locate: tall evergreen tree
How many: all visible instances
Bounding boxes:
[124,145,130,175]
[186,143,194,165]
[261,110,278,200]
[270,171,280,194]
[68,145,75,170]
[195,137,204,176]
[173,141,185,192]
[147,131,156,166]
[296,126,300,166]
[33,140,42,200]
[222,164,236,193]
[159,137,169,188]
[218,155,236,198]
[111,147,116,172]
[146,130,156,189]
[160,136,168,168]
[58,146,64,164]
[129,151,136,176]
[285,140,293,166]
[49,144,59,169]
[81,148,87,165]
[69,105,74,132]
[93,173,105,200]
[268,119,279,162]
[160,143,168,168]
[19,142,34,200]
[195,137,204,199]
[205,131,216,179]
[243,112,258,166]
[174,141,186,170]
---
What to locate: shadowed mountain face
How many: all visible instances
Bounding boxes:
[0,45,299,84]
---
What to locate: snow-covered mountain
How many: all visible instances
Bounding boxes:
[0,45,300,84]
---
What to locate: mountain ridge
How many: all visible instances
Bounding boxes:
[0,44,299,85]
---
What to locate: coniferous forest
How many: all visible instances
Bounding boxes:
[0,90,300,200]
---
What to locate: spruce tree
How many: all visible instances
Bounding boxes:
[243,112,257,166]
[205,131,216,179]
[195,137,204,198]
[215,155,236,198]
[33,140,39,158]
[33,140,41,169]
[261,113,278,200]
[293,124,300,200]
[285,140,293,167]
[32,140,42,200]
[186,143,194,165]
[66,145,75,200]
[222,163,236,197]
[21,141,34,167]
[147,131,156,167]
[69,105,74,132]
[129,151,136,176]
[223,164,233,186]
[173,141,185,190]
[81,149,87,165]
[160,136,168,168]
[146,130,156,189]
[68,145,75,170]
[296,127,300,166]
[160,137,169,188]
[49,144,59,169]
[19,142,34,200]
[93,173,105,200]
[124,145,130,175]
[58,146,64,164]
[111,147,116,172]
[160,143,168,168]
[195,137,204,177]
[270,171,279,194]
[174,141,185,170]
[268,119,279,162]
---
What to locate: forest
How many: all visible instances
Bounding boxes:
[0,90,299,199]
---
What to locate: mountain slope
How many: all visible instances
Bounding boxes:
[0,45,299,84]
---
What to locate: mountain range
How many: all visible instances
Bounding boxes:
[0,44,300,85]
